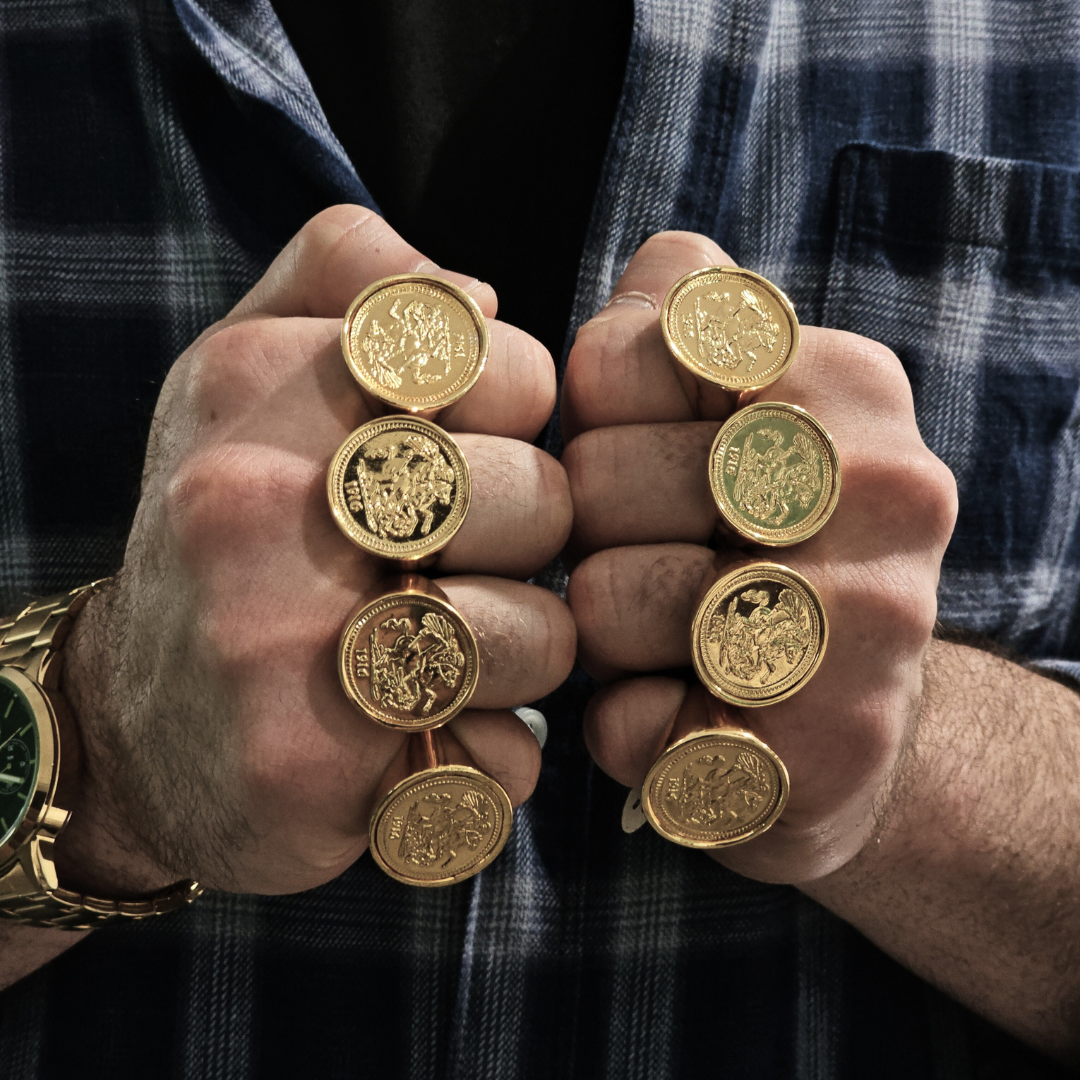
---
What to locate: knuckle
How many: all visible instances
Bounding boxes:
[845,447,958,547]
[853,560,939,651]
[186,323,267,415]
[831,332,913,413]
[164,445,301,546]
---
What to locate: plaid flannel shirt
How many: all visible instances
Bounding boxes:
[0,0,1077,1076]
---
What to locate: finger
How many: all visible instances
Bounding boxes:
[191,312,555,444]
[440,436,572,578]
[567,543,714,677]
[439,576,577,708]
[450,709,543,807]
[583,676,689,787]
[562,231,735,438]
[564,422,719,554]
[228,205,498,321]
[437,320,556,440]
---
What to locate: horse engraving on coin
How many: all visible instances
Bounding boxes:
[395,787,495,870]
[357,612,466,717]
[664,748,773,830]
[732,427,821,525]
[683,286,781,375]
[361,297,465,390]
[344,431,455,541]
[710,587,813,689]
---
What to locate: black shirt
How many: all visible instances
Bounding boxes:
[269,0,633,359]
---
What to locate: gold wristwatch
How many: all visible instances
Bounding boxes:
[0,582,202,929]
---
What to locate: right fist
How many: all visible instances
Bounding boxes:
[54,206,575,896]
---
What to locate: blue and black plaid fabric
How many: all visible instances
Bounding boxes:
[0,0,1077,1077]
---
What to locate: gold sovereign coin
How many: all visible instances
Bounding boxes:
[692,562,827,707]
[642,729,789,848]
[369,765,513,886]
[342,273,489,411]
[710,402,840,546]
[339,590,478,729]
[327,416,470,560]
[661,267,799,391]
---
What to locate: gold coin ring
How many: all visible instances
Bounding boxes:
[661,266,799,391]
[642,728,789,849]
[338,581,479,730]
[692,562,827,707]
[709,402,840,546]
[370,763,512,887]
[327,416,471,561]
[341,273,489,412]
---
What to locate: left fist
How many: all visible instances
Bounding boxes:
[562,231,958,883]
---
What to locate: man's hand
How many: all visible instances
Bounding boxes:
[563,230,1080,1059]
[563,231,956,883]
[46,205,575,901]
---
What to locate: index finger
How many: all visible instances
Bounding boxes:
[227,204,499,322]
[561,231,741,440]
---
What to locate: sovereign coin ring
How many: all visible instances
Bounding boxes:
[641,685,789,849]
[328,275,513,886]
[368,725,513,887]
[341,273,489,412]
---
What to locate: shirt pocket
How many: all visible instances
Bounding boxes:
[820,143,1080,659]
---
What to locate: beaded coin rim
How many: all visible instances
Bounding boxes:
[369,765,513,887]
[691,562,828,707]
[661,266,800,391]
[338,590,478,730]
[709,401,840,546]
[341,273,489,411]
[642,729,789,848]
[327,416,471,560]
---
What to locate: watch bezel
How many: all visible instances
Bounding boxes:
[0,666,59,868]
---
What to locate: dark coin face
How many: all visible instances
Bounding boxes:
[643,729,788,848]
[369,766,512,886]
[327,416,470,560]
[692,563,827,706]
[338,592,478,729]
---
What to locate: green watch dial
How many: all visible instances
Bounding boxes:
[0,674,40,848]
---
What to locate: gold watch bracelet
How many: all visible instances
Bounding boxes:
[0,582,203,929]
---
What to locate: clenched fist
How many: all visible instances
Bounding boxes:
[562,231,957,883]
[53,206,576,897]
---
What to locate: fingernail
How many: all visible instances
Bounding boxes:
[513,706,548,749]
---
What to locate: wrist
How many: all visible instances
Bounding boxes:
[51,581,179,898]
